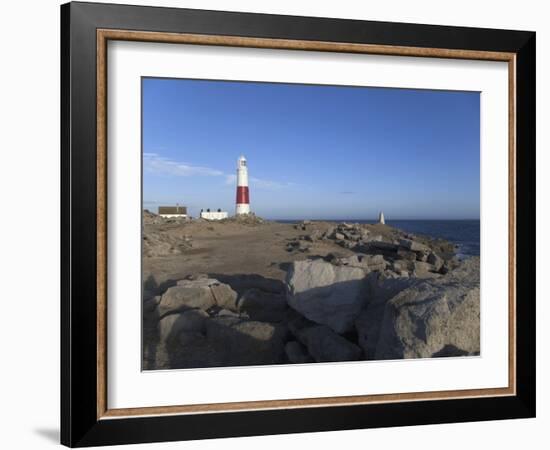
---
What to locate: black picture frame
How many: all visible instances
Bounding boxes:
[61,1,536,447]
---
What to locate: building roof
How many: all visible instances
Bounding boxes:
[158,206,187,215]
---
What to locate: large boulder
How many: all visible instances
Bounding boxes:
[285,308,316,336]
[159,331,224,369]
[399,239,430,252]
[428,252,444,271]
[367,241,399,252]
[158,278,237,316]
[412,261,439,278]
[158,309,208,343]
[415,250,430,262]
[365,270,418,304]
[296,325,362,362]
[392,259,414,273]
[330,254,387,272]
[374,257,480,359]
[204,316,288,366]
[397,248,417,261]
[285,341,314,363]
[143,295,161,321]
[238,288,288,322]
[217,308,241,318]
[304,229,322,241]
[213,274,286,295]
[355,272,419,358]
[286,259,368,333]
[355,309,380,359]
[210,283,239,311]
[157,315,287,369]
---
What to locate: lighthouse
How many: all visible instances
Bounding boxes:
[235,155,250,215]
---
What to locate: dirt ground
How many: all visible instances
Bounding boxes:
[142,220,356,297]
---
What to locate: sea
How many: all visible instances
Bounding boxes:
[276,219,480,258]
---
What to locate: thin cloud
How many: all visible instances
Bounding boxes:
[250,177,295,190]
[339,191,356,195]
[144,153,224,177]
[225,174,237,185]
[145,152,294,191]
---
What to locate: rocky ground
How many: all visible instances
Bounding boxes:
[142,212,479,370]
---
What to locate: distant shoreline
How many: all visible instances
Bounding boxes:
[272,219,480,223]
[269,219,480,258]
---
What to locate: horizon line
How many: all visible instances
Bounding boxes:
[143,208,479,222]
[267,218,480,222]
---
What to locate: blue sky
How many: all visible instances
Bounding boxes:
[142,78,480,220]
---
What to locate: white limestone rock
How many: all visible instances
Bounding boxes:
[286,259,367,334]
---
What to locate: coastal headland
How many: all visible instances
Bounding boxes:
[143,212,480,370]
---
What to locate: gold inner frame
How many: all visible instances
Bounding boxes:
[96,29,517,420]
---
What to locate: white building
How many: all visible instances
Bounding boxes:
[158,205,187,218]
[200,210,229,220]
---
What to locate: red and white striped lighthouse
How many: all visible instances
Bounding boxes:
[235,155,250,215]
